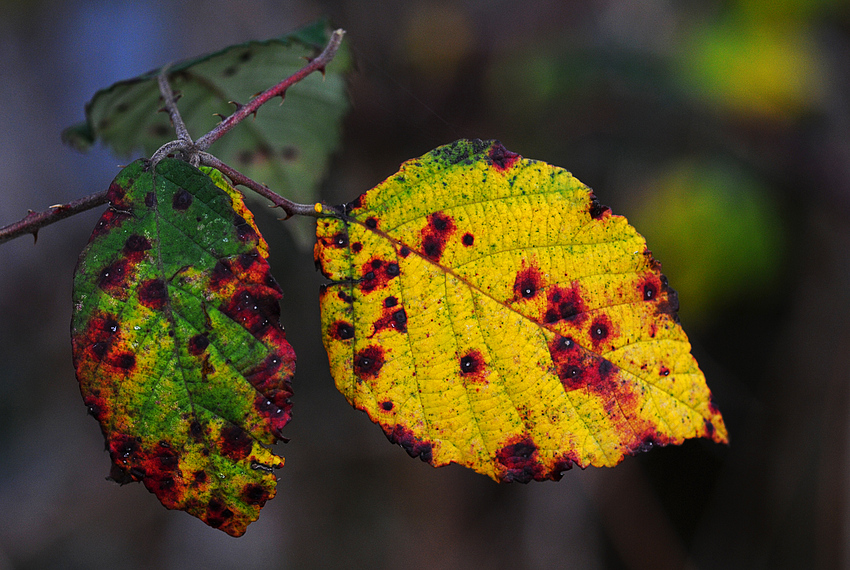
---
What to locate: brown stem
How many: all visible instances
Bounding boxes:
[198,152,332,218]
[194,29,345,151]
[0,191,109,245]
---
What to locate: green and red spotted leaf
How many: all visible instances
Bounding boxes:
[62,20,349,247]
[71,159,295,536]
[315,139,727,483]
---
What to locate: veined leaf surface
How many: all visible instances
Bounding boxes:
[315,139,727,483]
[62,20,349,241]
[71,159,295,536]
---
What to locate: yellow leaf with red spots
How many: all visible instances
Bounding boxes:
[315,139,727,482]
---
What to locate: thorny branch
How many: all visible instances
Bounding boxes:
[0,28,346,245]
[197,153,329,218]
[0,191,109,245]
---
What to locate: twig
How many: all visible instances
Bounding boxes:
[194,29,345,151]
[1,28,347,247]
[0,191,109,245]
[198,152,332,218]
[158,69,193,145]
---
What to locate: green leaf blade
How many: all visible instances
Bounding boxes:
[72,159,295,536]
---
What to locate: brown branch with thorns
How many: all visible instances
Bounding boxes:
[0,28,345,245]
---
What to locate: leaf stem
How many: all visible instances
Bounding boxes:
[0,191,109,245]
[194,29,345,152]
[199,152,332,218]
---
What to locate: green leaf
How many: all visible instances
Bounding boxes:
[63,20,349,245]
[71,159,295,536]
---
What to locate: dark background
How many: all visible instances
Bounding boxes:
[2,0,849,568]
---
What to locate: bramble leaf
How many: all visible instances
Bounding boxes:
[71,159,295,536]
[315,139,727,483]
[63,20,349,245]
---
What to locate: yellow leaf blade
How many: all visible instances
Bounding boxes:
[316,139,727,482]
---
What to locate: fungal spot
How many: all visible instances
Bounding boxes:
[115,352,136,370]
[220,425,253,460]
[354,346,385,378]
[98,259,132,294]
[188,334,210,355]
[384,296,398,308]
[659,366,670,377]
[381,400,394,411]
[592,322,609,341]
[332,232,348,247]
[371,259,382,269]
[244,484,269,506]
[386,425,433,463]
[138,278,168,311]
[386,262,400,276]
[365,217,378,229]
[644,282,657,301]
[513,264,543,301]
[399,246,410,258]
[333,321,355,340]
[352,242,363,253]
[495,436,542,482]
[460,354,478,374]
[462,233,474,246]
[392,309,407,326]
[588,194,610,219]
[124,234,151,253]
[488,143,520,171]
[420,211,456,261]
[189,421,204,441]
[172,188,193,211]
[234,215,258,242]
[556,336,574,352]
[543,283,586,324]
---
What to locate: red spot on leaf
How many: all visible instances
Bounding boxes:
[123,234,151,253]
[219,425,253,460]
[354,346,385,379]
[352,242,363,253]
[420,212,456,261]
[90,209,132,241]
[138,278,168,310]
[234,214,258,243]
[589,193,610,219]
[385,424,433,463]
[188,334,210,355]
[360,257,400,294]
[589,314,616,350]
[243,483,270,506]
[331,321,355,340]
[98,259,134,298]
[543,282,587,325]
[488,143,520,171]
[459,349,487,383]
[513,264,544,301]
[495,436,541,482]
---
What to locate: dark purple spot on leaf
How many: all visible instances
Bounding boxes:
[172,188,192,211]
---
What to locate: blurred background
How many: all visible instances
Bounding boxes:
[2,0,849,568]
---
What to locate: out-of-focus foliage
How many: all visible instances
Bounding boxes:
[628,160,784,324]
